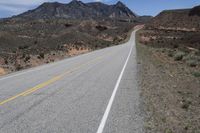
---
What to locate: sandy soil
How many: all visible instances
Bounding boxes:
[68,48,90,56]
[0,67,6,76]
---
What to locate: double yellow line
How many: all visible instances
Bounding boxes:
[0,55,104,106]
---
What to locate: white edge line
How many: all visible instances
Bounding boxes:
[96,31,135,133]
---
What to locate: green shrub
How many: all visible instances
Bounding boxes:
[174,51,185,61]
[183,54,199,67]
[192,72,200,77]
[168,51,174,57]
[186,60,198,67]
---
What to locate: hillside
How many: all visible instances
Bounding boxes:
[138,4,200,133]
[139,4,200,66]
[0,0,142,74]
[146,5,200,31]
[140,5,200,51]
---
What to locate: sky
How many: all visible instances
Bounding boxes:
[0,0,200,18]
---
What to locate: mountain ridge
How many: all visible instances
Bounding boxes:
[13,0,137,20]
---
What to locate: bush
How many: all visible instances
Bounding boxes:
[174,51,185,61]
[183,54,199,67]
[39,53,45,59]
[168,51,174,57]
[64,23,72,28]
[24,56,31,62]
[16,64,23,71]
[95,25,108,31]
[173,44,179,48]
[4,59,8,64]
[192,72,200,77]
[186,59,198,67]
[18,45,29,50]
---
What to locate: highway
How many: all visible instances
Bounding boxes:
[0,30,144,133]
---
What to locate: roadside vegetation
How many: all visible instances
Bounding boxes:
[136,28,200,133]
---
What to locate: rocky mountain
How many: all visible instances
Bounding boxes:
[14,0,137,20]
[146,5,200,31]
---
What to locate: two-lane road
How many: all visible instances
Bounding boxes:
[0,30,144,133]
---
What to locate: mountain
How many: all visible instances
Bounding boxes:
[13,0,137,20]
[146,5,200,30]
[189,5,200,16]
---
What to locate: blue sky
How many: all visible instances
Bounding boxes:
[0,0,200,18]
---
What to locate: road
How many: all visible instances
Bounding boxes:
[0,30,144,133]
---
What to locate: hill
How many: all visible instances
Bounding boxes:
[139,4,200,68]
[138,4,200,133]
[146,5,200,31]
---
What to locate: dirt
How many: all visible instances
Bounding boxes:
[136,31,200,133]
[68,48,90,56]
[0,67,6,75]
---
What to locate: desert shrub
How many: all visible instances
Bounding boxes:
[75,45,79,50]
[18,45,29,50]
[174,51,185,61]
[22,53,26,58]
[95,25,108,31]
[186,59,198,67]
[39,53,45,59]
[173,44,179,48]
[168,51,174,57]
[113,37,119,43]
[24,56,31,62]
[94,44,98,49]
[16,64,23,71]
[64,23,72,28]
[50,59,54,62]
[183,54,199,67]
[4,59,8,64]
[192,71,200,77]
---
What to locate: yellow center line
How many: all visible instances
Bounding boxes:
[0,55,105,106]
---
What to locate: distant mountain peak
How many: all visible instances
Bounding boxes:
[13,0,137,20]
[39,2,62,8]
[69,0,85,6]
[115,1,125,7]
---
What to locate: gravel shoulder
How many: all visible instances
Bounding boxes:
[136,31,200,133]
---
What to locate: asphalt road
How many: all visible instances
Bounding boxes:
[0,30,144,133]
